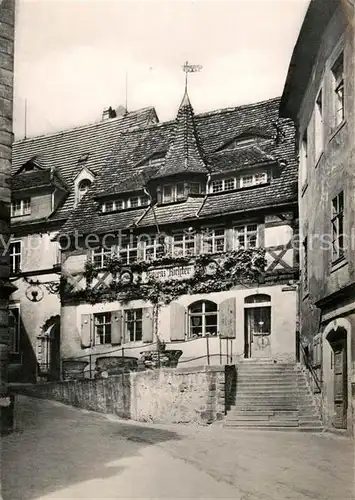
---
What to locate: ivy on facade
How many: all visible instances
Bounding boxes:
[60,249,266,306]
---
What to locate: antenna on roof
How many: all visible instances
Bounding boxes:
[24,99,27,139]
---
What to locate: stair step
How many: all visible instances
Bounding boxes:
[224,420,299,427]
[226,415,273,421]
[236,390,299,395]
[223,424,324,432]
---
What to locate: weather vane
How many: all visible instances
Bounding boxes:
[182,61,203,91]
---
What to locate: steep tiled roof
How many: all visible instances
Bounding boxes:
[11,107,157,220]
[60,191,147,234]
[136,196,204,228]
[11,168,52,191]
[61,96,297,236]
[208,145,276,173]
[152,91,210,179]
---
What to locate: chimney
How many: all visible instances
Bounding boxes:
[102,106,117,120]
[115,105,127,118]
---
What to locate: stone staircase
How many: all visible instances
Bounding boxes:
[224,359,323,431]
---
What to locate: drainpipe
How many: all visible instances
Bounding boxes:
[0,0,15,434]
[195,173,211,218]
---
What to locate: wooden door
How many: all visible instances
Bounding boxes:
[244,306,271,358]
[333,340,347,429]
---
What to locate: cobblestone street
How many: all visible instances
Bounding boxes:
[1,396,353,500]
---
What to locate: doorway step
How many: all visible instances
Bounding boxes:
[224,360,323,431]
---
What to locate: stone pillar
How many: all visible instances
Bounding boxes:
[0,0,15,434]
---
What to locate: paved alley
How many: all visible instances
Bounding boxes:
[1,396,354,500]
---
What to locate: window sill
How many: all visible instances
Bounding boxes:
[329,120,346,142]
[331,257,347,273]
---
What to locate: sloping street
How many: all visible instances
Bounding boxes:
[1,395,353,500]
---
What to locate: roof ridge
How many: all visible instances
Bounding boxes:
[13,106,156,145]
[195,96,281,119]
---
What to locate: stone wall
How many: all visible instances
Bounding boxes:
[0,0,15,417]
[19,365,235,425]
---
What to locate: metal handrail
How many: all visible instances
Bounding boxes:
[298,335,322,393]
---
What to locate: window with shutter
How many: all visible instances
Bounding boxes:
[170,302,186,341]
[80,314,92,348]
[111,311,123,345]
[219,297,236,338]
[188,300,218,338]
[142,307,154,343]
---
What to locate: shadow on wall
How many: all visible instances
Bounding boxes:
[2,395,181,500]
[20,374,133,420]
[8,316,37,384]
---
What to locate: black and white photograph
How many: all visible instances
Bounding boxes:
[0,0,354,498]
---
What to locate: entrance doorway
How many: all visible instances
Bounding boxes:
[327,328,348,429]
[37,315,61,381]
[244,294,271,358]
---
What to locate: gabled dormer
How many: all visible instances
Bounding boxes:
[11,158,68,221]
[215,128,274,152]
[73,167,95,207]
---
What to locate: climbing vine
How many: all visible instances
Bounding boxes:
[61,249,266,306]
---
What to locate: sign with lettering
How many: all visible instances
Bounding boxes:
[145,265,194,282]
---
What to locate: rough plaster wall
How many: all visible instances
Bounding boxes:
[20,366,227,425]
[131,368,223,424]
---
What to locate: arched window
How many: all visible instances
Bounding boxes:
[245,294,271,304]
[188,300,218,338]
[78,179,92,202]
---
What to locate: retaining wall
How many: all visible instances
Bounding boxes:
[20,365,236,425]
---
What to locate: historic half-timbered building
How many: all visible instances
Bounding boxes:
[280,0,355,434]
[9,106,158,382]
[58,91,299,376]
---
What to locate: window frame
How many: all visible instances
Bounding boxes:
[315,87,324,160]
[162,183,186,203]
[201,227,226,254]
[93,312,112,345]
[331,52,345,129]
[91,245,114,268]
[303,236,308,291]
[172,231,196,257]
[233,224,259,250]
[119,236,139,264]
[188,300,218,338]
[9,241,22,274]
[142,234,166,261]
[331,191,345,263]
[102,195,149,213]
[124,308,143,343]
[11,198,31,217]
[300,129,308,187]
[8,306,20,354]
[78,179,92,203]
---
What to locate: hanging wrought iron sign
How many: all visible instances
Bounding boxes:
[25,283,44,302]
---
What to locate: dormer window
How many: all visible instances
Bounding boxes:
[163,183,185,203]
[101,195,150,213]
[11,198,31,217]
[78,179,92,202]
[210,172,268,194]
[240,172,267,187]
[161,182,203,203]
[221,136,257,151]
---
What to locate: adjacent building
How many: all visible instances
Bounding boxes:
[280,0,355,433]
[58,91,299,376]
[0,0,16,432]
[9,106,158,382]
